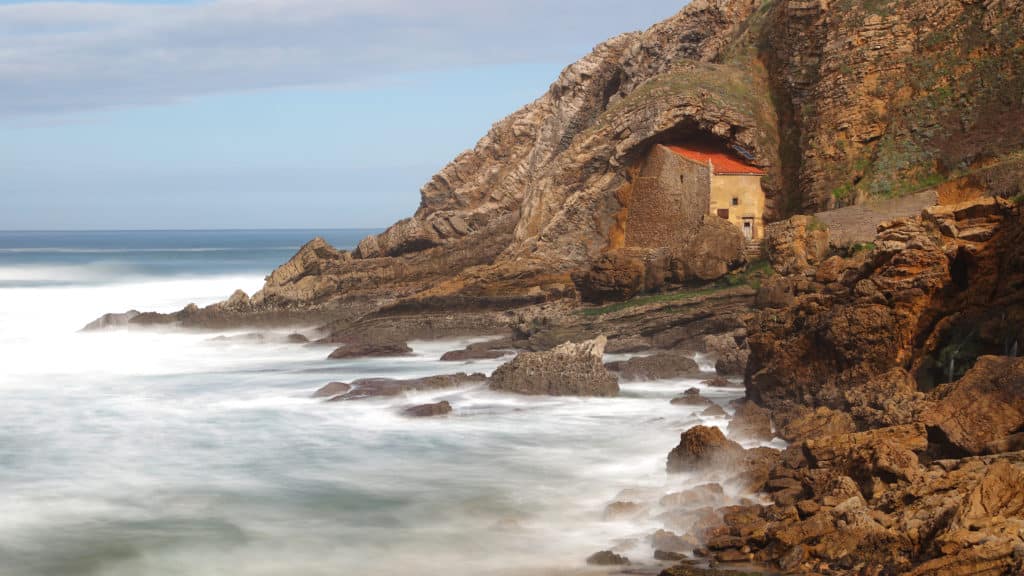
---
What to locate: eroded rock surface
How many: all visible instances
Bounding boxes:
[490,336,619,397]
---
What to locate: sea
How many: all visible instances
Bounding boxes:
[0,229,753,576]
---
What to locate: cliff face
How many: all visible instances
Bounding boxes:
[764,0,1024,210]
[246,0,1022,317]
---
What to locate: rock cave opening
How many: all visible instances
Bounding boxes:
[950,246,975,292]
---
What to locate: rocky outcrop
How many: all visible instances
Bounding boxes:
[573,248,672,303]
[327,341,412,359]
[81,310,139,331]
[707,198,1024,574]
[401,401,453,418]
[666,425,745,472]
[764,215,829,275]
[747,198,1021,421]
[607,352,700,381]
[923,356,1024,456]
[311,381,351,398]
[322,373,485,401]
[489,336,619,396]
[670,388,715,407]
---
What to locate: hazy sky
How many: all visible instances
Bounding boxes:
[0,0,685,230]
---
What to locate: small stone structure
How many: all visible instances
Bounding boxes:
[625,143,767,248]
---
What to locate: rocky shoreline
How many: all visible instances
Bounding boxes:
[86,196,1024,575]
[82,0,1024,572]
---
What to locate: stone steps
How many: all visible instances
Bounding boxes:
[744,240,765,261]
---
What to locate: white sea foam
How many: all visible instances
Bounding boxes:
[0,269,755,576]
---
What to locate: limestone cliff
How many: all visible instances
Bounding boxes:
[126,0,1022,327]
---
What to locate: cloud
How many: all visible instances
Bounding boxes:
[0,0,684,117]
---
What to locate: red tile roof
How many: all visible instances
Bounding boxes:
[664,144,766,176]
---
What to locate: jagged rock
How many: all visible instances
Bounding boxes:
[489,336,618,396]
[727,400,773,441]
[311,381,351,398]
[676,215,747,281]
[223,289,251,312]
[702,333,748,376]
[585,550,630,566]
[610,352,701,381]
[573,247,671,303]
[666,425,745,473]
[326,373,486,401]
[402,401,452,418]
[81,310,140,331]
[765,216,829,276]
[803,424,927,482]
[671,388,714,407]
[328,341,413,359]
[846,368,927,430]
[701,404,727,417]
[924,355,1024,455]
[660,483,724,508]
[603,501,647,521]
[251,237,352,308]
[776,406,856,443]
[439,343,508,361]
[748,199,1022,418]
[754,275,795,309]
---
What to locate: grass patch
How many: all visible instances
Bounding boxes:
[581,260,775,316]
[580,286,727,317]
[806,216,829,232]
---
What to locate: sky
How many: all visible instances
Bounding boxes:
[0,0,686,230]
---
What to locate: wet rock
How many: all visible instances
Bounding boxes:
[726,400,773,441]
[701,404,727,417]
[651,529,693,554]
[605,335,652,354]
[803,423,927,483]
[327,373,486,401]
[328,341,413,359]
[666,426,745,473]
[702,333,748,376]
[660,483,724,508]
[286,332,309,343]
[489,336,618,397]
[401,401,453,418]
[923,355,1024,455]
[311,381,352,398]
[439,345,507,361]
[671,388,714,407]
[701,376,735,388]
[223,289,251,312]
[585,550,630,566]
[603,501,647,521]
[776,406,856,443]
[574,247,671,303]
[653,549,687,562]
[610,352,701,381]
[81,310,140,331]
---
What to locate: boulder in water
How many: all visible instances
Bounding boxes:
[489,336,618,397]
[328,341,412,359]
[402,401,453,418]
[608,352,701,381]
[585,550,630,566]
[81,310,139,331]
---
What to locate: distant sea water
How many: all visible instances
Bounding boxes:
[0,229,751,576]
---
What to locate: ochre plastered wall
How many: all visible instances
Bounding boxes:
[709,174,765,239]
